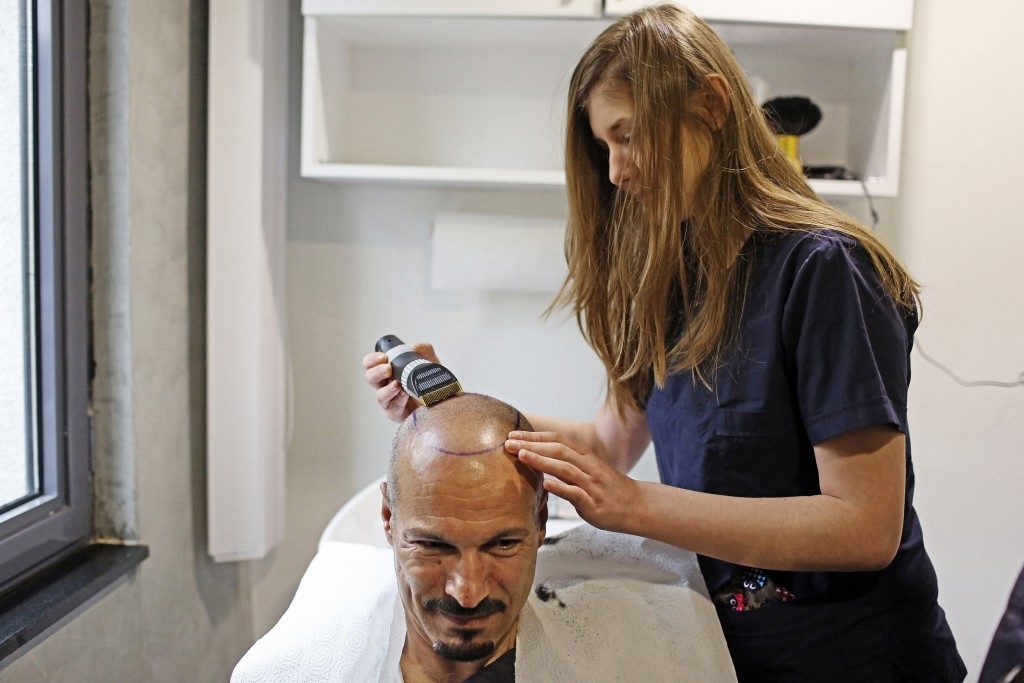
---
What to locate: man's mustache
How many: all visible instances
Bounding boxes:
[423,596,507,619]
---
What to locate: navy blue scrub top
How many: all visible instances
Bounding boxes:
[645,230,966,681]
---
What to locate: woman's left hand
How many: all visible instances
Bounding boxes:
[505,430,644,534]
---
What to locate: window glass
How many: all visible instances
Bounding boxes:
[0,2,38,513]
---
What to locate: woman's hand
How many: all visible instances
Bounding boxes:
[361,342,441,424]
[505,430,644,534]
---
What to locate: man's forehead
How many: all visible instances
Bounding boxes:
[399,504,536,543]
[395,454,535,521]
[401,512,535,544]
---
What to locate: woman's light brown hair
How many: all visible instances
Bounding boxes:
[554,3,920,413]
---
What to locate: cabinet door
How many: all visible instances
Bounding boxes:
[302,0,602,18]
[603,0,913,30]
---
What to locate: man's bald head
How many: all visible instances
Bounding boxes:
[382,393,546,669]
[385,393,544,522]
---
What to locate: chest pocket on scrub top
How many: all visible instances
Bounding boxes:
[709,407,805,498]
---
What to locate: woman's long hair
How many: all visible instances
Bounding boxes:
[556,3,920,412]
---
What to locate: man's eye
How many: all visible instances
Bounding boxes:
[491,539,521,552]
[414,541,448,551]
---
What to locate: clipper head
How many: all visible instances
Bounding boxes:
[375,334,463,407]
[419,377,463,407]
[405,360,463,407]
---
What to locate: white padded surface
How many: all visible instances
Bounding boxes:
[232,542,402,682]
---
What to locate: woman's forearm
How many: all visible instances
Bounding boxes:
[629,482,900,572]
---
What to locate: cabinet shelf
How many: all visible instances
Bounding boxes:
[301,161,896,198]
[301,162,566,189]
[301,4,911,200]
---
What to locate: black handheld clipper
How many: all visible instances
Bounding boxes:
[375,335,463,407]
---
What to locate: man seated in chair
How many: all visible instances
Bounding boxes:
[231,390,736,683]
[382,392,545,683]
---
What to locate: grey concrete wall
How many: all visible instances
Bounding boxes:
[1,1,255,680]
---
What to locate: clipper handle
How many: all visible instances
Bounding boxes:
[375,334,427,395]
[374,335,404,354]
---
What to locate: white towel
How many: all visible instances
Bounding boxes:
[232,525,736,682]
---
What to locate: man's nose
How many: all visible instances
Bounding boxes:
[445,553,489,608]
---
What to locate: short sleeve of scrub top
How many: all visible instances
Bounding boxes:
[781,234,911,445]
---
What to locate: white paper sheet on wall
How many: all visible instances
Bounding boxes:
[429,212,567,292]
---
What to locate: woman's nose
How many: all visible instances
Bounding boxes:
[608,148,629,188]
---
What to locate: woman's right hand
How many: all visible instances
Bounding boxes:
[362,342,441,424]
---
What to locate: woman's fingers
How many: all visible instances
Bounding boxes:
[363,352,393,389]
[541,477,586,507]
[389,389,412,415]
[505,431,639,535]
[507,430,585,455]
[376,381,420,419]
[506,436,589,471]
[518,448,588,486]
[364,344,435,423]
[508,430,560,442]
[412,342,440,364]
[376,381,402,408]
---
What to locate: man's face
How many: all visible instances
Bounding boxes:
[382,449,544,663]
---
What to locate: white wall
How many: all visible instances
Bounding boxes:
[250,1,1024,677]
[893,0,1024,674]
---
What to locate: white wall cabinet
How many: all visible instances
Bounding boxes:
[605,0,913,31]
[301,1,912,198]
[302,0,602,18]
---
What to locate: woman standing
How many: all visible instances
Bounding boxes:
[365,4,965,680]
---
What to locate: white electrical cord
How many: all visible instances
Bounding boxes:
[915,339,1024,389]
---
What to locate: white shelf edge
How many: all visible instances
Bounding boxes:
[301,162,896,198]
[302,162,567,189]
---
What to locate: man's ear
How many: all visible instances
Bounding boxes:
[381,481,395,546]
[693,73,731,132]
